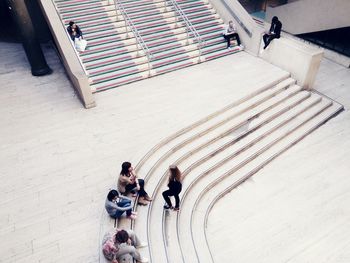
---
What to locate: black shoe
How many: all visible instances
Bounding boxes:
[164,205,173,209]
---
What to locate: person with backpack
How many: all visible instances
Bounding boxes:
[102,229,148,263]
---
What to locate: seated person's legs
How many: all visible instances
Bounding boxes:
[223,34,230,48]
[263,33,269,46]
[113,202,132,218]
[225,33,241,47]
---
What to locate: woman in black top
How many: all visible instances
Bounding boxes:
[67,21,83,41]
[162,165,183,211]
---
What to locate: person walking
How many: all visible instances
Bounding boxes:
[162,165,183,211]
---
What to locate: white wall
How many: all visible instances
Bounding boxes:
[260,37,324,89]
[266,0,350,35]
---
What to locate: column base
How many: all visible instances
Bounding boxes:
[31,66,53,76]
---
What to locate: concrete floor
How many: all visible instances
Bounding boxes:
[0,41,349,262]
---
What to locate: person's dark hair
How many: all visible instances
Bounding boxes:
[272,16,278,23]
[169,165,182,183]
[69,21,74,26]
[107,190,119,201]
[120,161,131,176]
[115,230,129,243]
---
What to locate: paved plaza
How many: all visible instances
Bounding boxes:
[0,41,349,262]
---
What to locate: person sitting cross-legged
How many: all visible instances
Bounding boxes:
[105,189,137,220]
[222,20,243,50]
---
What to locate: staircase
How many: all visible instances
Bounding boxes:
[96,75,343,263]
[53,0,243,92]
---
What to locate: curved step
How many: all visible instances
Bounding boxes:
[144,86,305,262]
[177,92,322,261]
[193,97,343,262]
[131,79,295,261]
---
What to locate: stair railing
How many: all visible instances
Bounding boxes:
[114,0,153,76]
[166,0,205,62]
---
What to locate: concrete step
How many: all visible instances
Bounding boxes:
[60,5,115,20]
[83,30,221,69]
[135,77,294,178]
[80,23,223,63]
[189,97,343,262]
[57,1,109,13]
[143,87,306,262]
[131,78,295,261]
[176,92,323,261]
[162,90,321,262]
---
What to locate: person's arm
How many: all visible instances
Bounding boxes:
[107,200,132,211]
[116,201,132,211]
[77,26,83,38]
[120,195,133,203]
[222,25,228,35]
[116,244,142,261]
[120,175,133,184]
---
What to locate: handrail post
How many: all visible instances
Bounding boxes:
[147,55,151,77]
[114,0,153,77]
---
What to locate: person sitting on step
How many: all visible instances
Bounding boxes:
[105,189,137,220]
[102,229,148,263]
[117,162,152,206]
[222,20,243,50]
[162,165,183,211]
[67,21,83,41]
[263,16,282,49]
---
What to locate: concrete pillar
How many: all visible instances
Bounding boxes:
[5,0,52,76]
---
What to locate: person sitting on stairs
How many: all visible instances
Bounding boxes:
[105,189,137,220]
[117,162,152,206]
[222,20,243,50]
[102,228,148,263]
[263,16,282,49]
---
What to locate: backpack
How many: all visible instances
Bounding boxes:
[102,232,119,262]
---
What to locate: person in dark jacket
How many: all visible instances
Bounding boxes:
[263,16,282,49]
[162,165,183,211]
[66,21,83,41]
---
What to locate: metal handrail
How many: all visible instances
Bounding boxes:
[166,0,205,61]
[51,0,89,76]
[114,0,153,76]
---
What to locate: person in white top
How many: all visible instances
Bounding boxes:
[222,20,243,49]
